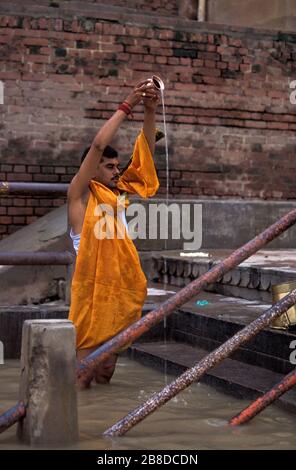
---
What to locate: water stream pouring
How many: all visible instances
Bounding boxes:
[150,75,169,382]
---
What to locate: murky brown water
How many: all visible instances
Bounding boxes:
[0,358,295,450]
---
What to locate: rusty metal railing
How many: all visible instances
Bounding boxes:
[0,252,75,303]
[0,402,26,434]
[229,368,296,426]
[0,182,68,195]
[0,251,74,265]
[103,289,296,436]
[77,208,296,387]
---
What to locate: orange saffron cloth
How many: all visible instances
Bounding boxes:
[68,130,159,350]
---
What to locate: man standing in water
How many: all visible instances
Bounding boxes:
[68,79,160,388]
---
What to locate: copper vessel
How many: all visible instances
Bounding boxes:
[271,280,296,329]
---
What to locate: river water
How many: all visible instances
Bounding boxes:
[0,357,295,450]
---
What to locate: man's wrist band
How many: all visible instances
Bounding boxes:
[118,101,133,118]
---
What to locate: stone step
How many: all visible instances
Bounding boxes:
[128,341,296,413]
[143,285,296,375]
[2,284,296,372]
[150,249,296,302]
[0,300,166,359]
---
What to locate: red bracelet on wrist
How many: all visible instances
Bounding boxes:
[118,101,133,118]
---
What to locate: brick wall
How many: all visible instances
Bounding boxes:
[0,163,73,239]
[0,2,296,239]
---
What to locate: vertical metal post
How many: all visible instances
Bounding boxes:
[198,0,207,21]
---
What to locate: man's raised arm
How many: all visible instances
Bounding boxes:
[68,79,157,200]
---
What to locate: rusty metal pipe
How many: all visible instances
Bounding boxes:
[0,251,75,265]
[0,402,26,434]
[0,182,68,196]
[103,289,296,437]
[77,208,296,385]
[229,368,296,426]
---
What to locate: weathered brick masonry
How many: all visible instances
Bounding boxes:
[0,2,296,239]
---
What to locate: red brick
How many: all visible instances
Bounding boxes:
[245,121,267,129]
[1,164,13,172]
[195,67,221,77]
[8,207,33,216]
[53,198,66,207]
[6,173,32,182]
[125,46,148,54]
[39,199,53,207]
[13,199,26,207]
[0,199,13,206]
[156,56,168,64]
[23,38,49,46]
[204,60,216,68]
[33,175,59,182]
[13,165,26,173]
[170,187,181,194]
[228,38,243,48]
[171,171,181,178]
[66,167,78,175]
[13,216,26,224]
[26,199,39,207]
[168,57,179,65]
[240,64,251,73]
[180,188,193,194]
[60,175,72,182]
[267,122,289,130]
[54,167,66,174]
[28,166,41,173]
[0,216,12,224]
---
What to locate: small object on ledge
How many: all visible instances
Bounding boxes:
[196,300,209,306]
[180,252,209,258]
[270,280,296,330]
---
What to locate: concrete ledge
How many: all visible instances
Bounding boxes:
[1,1,296,38]
[150,249,296,301]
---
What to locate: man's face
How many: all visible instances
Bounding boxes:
[94,157,121,189]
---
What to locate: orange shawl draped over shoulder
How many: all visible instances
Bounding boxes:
[68,130,159,350]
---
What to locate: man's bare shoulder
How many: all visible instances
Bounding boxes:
[68,182,90,234]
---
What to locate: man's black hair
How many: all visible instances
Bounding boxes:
[80,145,118,164]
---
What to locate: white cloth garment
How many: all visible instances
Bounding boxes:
[69,211,128,255]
